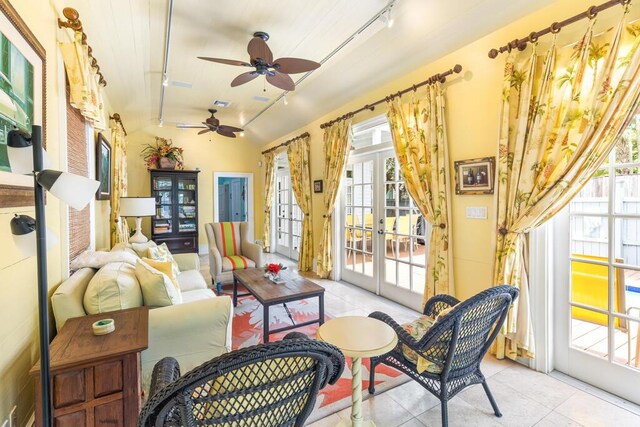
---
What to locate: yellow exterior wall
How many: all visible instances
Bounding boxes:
[0,1,65,423]
[126,126,263,254]
[258,0,602,300]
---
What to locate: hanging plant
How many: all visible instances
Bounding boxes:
[141,137,184,170]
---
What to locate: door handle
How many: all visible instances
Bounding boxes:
[377,229,384,235]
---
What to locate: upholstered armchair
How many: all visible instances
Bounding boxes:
[205,222,263,294]
[138,333,345,427]
[368,285,518,427]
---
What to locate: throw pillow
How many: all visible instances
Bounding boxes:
[435,303,459,321]
[70,250,138,271]
[130,241,158,258]
[147,243,180,278]
[400,315,444,374]
[84,262,143,314]
[134,260,182,308]
[141,257,180,291]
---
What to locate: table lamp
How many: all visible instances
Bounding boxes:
[119,197,156,243]
[7,125,100,426]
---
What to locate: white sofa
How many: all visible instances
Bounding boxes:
[51,246,233,388]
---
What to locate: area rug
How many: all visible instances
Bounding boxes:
[231,292,409,423]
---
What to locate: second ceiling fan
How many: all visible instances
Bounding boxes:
[198,31,321,91]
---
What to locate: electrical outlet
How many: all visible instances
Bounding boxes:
[9,406,16,427]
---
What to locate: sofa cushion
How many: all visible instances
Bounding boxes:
[52,268,94,332]
[176,270,208,292]
[83,262,143,315]
[135,261,183,308]
[400,315,442,374]
[111,242,139,258]
[147,243,180,278]
[70,250,138,271]
[212,222,243,256]
[130,241,158,258]
[180,289,216,304]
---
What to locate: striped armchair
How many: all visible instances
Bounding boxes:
[205,222,263,294]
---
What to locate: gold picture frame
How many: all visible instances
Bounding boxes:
[454,157,495,195]
[0,0,46,207]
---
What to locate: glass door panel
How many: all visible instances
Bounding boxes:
[274,171,300,260]
[153,175,173,234]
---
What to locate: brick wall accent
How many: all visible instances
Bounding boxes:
[66,81,91,264]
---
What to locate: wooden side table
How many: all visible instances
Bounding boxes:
[30,307,149,427]
[317,316,397,427]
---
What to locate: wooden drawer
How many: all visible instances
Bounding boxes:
[156,236,197,253]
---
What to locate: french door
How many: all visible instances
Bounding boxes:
[275,171,301,261]
[340,150,430,311]
[553,138,640,404]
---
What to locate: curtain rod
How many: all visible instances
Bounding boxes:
[488,0,630,59]
[109,114,127,136]
[262,132,310,155]
[319,64,463,129]
[57,7,107,86]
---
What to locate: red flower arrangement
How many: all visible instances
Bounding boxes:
[264,263,287,275]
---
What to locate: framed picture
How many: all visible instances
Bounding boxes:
[313,179,323,193]
[0,0,46,207]
[96,133,111,200]
[454,157,495,195]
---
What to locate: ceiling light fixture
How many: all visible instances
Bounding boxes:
[240,131,245,137]
[243,0,399,129]
[162,74,169,87]
[387,8,394,28]
[158,119,164,128]
[283,93,288,105]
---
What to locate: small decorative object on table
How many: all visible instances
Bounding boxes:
[91,318,115,335]
[263,263,287,283]
[141,137,184,170]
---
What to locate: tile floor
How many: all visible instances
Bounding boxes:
[200,253,640,427]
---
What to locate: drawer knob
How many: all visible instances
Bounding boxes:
[184,241,191,245]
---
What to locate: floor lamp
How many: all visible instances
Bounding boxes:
[7,125,99,426]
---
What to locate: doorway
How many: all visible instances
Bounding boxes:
[274,155,302,260]
[213,172,254,241]
[552,128,640,404]
[338,116,430,311]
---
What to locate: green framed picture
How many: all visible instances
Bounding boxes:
[96,133,111,200]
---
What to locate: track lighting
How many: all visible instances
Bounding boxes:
[158,119,164,128]
[283,94,289,105]
[387,8,394,28]
[162,74,169,87]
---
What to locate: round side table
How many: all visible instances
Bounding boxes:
[317,316,398,427]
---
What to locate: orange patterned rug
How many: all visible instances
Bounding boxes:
[231,292,409,423]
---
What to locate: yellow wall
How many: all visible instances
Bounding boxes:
[126,126,263,254]
[258,0,605,300]
[0,1,65,424]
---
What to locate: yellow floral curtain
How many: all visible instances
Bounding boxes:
[59,31,106,130]
[287,135,314,271]
[262,151,276,252]
[317,120,352,278]
[387,84,454,305]
[494,10,640,360]
[110,122,129,246]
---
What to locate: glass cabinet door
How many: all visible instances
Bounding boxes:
[152,176,173,234]
[177,177,197,233]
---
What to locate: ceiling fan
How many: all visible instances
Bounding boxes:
[198,31,321,91]
[177,109,243,138]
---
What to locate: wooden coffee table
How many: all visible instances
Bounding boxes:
[232,268,325,343]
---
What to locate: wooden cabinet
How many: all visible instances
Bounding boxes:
[150,169,200,253]
[31,308,148,427]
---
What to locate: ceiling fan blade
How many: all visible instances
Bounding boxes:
[197,57,251,67]
[217,129,237,138]
[274,57,321,74]
[197,129,210,135]
[248,37,273,63]
[231,71,259,87]
[266,71,295,91]
[218,125,243,133]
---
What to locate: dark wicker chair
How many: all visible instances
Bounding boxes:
[138,332,345,427]
[368,285,518,427]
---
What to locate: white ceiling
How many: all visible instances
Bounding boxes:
[65,0,553,144]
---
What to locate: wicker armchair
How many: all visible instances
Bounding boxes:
[368,285,518,427]
[138,332,345,427]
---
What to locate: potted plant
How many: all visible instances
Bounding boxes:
[141,137,184,170]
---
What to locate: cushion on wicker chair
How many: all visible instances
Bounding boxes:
[400,315,442,374]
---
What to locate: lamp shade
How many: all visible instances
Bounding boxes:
[10,214,59,257]
[7,128,50,174]
[36,170,100,211]
[119,197,156,217]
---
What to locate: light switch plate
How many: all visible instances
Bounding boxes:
[466,206,488,219]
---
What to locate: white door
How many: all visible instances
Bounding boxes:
[553,136,640,404]
[340,150,430,311]
[275,171,301,261]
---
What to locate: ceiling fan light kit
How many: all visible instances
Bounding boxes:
[198,31,321,91]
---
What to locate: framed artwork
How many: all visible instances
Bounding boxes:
[454,157,495,195]
[313,179,323,193]
[0,0,46,207]
[96,133,111,200]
